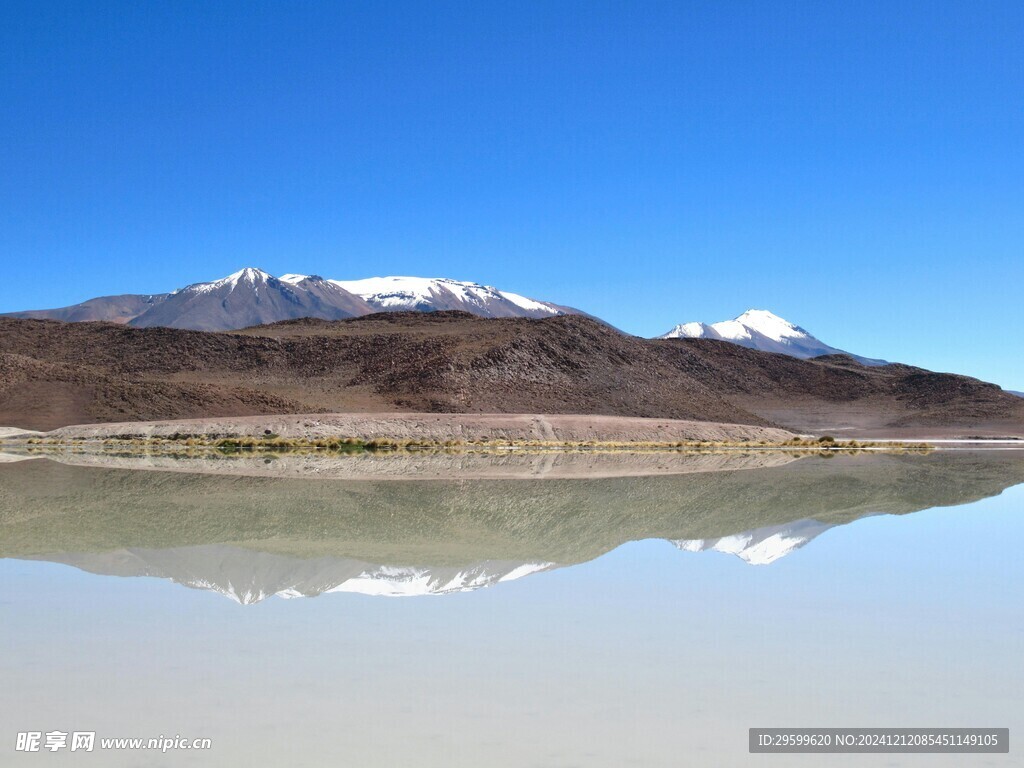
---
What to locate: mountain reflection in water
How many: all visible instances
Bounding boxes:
[2,450,1022,602]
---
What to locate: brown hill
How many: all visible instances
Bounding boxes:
[0,312,1021,435]
[7,293,167,323]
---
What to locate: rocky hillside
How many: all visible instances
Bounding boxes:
[0,312,1021,435]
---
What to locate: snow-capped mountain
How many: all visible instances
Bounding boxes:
[658,309,887,366]
[4,268,579,331]
[34,545,559,604]
[129,268,375,331]
[672,517,840,565]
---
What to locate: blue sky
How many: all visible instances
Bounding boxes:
[2,1,1022,388]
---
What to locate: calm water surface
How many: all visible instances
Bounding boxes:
[1,451,1022,766]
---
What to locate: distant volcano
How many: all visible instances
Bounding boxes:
[658,309,887,366]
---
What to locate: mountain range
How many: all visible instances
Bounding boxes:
[1,268,899,369]
[4,268,578,331]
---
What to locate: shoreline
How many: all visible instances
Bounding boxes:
[2,410,1021,452]
[5,412,799,446]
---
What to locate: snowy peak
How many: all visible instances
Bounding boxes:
[330,276,564,318]
[731,309,810,342]
[220,266,273,285]
[670,321,722,340]
[658,309,886,366]
[179,267,276,295]
[663,308,809,343]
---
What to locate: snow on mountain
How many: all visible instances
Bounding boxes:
[7,269,578,330]
[658,309,887,366]
[284,274,565,318]
[670,321,720,339]
[671,518,840,565]
[33,545,559,604]
[174,266,272,295]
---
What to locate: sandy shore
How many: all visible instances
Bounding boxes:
[0,427,43,439]
[24,412,798,444]
[5,449,803,481]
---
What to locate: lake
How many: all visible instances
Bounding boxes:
[1,450,1021,766]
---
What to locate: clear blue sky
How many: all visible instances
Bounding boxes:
[2,1,1022,389]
